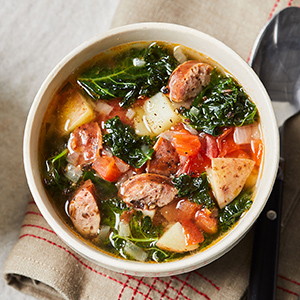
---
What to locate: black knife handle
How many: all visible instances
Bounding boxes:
[248,168,283,299]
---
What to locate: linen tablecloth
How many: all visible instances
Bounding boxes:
[3,0,300,299]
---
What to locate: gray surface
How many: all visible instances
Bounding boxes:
[0,1,119,299]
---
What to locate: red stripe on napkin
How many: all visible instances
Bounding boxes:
[21,224,57,235]
[268,0,281,19]
[277,285,299,296]
[194,271,220,290]
[278,274,300,286]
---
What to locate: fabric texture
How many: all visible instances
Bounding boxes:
[3,0,300,299]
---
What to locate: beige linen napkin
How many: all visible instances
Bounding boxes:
[4,0,300,299]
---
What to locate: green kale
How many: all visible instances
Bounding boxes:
[44,147,118,195]
[179,69,258,136]
[100,198,128,229]
[110,210,168,262]
[82,170,118,200]
[129,211,163,244]
[44,148,70,191]
[172,173,215,209]
[77,43,178,107]
[103,116,155,168]
[219,191,253,231]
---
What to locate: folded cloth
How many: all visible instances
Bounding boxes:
[3,200,254,300]
[3,0,300,299]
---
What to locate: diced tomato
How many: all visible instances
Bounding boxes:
[159,200,179,223]
[92,155,122,182]
[199,134,219,159]
[216,128,239,157]
[172,130,201,157]
[160,199,200,223]
[181,220,204,246]
[179,151,211,177]
[225,149,252,159]
[96,98,134,127]
[251,139,264,166]
[194,209,218,235]
[176,199,201,220]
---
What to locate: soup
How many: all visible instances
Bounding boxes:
[40,41,263,262]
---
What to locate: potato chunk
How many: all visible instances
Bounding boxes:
[156,222,199,253]
[57,89,95,135]
[133,107,152,136]
[207,158,255,209]
[143,92,181,135]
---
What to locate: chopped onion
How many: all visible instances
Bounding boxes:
[114,157,130,173]
[118,220,131,237]
[133,57,145,67]
[116,169,135,188]
[233,123,261,145]
[64,163,82,183]
[157,130,174,141]
[95,101,113,115]
[98,225,111,241]
[138,209,156,219]
[182,123,199,135]
[173,45,187,64]
[126,108,135,120]
[101,146,113,157]
[66,151,79,166]
[178,155,188,166]
[124,241,148,262]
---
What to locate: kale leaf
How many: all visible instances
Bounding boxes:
[100,198,128,229]
[82,170,118,200]
[77,43,178,107]
[44,149,118,198]
[103,116,155,168]
[172,173,215,209]
[129,211,163,243]
[44,148,70,191]
[110,210,168,262]
[218,191,253,231]
[179,69,258,136]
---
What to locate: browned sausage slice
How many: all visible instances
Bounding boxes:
[147,137,179,176]
[67,122,102,167]
[167,61,212,102]
[68,179,100,238]
[119,173,178,209]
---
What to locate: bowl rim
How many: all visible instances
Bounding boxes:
[23,22,279,276]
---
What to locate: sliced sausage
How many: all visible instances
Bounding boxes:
[67,122,102,167]
[68,179,100,238]
[167,61,212,102]
[147,137,179,176]
[119,173,178,209]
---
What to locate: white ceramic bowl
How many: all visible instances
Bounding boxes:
[23,23,279,277]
